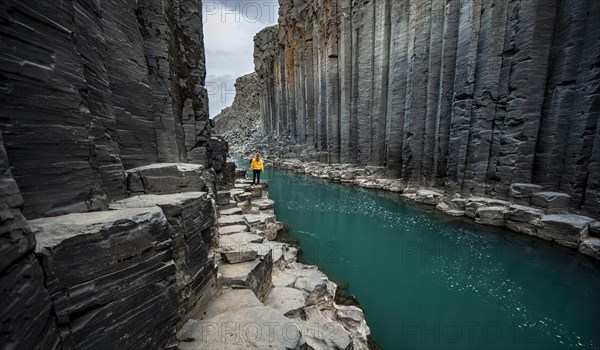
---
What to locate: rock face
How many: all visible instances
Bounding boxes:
[253,0,600,219]
[0,0,237,348]
[0,0,227,218]
[213,73,262,151]
[30,208,180,349]
[0,132,60,349]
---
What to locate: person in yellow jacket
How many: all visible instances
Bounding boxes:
[250,153,264,184]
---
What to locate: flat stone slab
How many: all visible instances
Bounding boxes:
[219,233,264,250]
[532,192,571,213]
[202,290,263,319]
[538,214,595,245]
[264,287,306,318]
[218,225,250,235]
[219,207,243,216]
[217,215,247,227]
[253,199,275,210]
[219,260,261,285]
[415,189,444,205]
[272,269,298,288]
[245,213,276,226]
[220,250,258,264]
[180,306,306,350]
[506,204,544,222]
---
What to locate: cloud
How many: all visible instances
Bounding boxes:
[203,0,279,117]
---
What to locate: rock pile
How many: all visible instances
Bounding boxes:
[178,178,372,349]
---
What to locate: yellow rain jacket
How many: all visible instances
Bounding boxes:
[250,158,264,172]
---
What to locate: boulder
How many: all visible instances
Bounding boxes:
[532,192,571,213]
[219,207,243,216]
[30,208,180,349]
[537,214,595,246]
[415,190,444,205]
[126,163,205,195]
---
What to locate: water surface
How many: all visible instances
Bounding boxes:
[262,166,600,350]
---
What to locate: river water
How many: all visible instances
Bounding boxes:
[260,166,600,350]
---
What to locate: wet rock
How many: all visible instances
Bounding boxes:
[30,208,179,349]
[532,192,572,213]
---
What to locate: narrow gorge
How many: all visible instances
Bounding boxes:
[252,0,600,219]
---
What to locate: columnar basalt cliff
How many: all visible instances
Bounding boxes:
[254,0,600,219]
[0,0,234,348]
[0,0,220,219]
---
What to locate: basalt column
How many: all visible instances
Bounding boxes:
[254,0,600,219]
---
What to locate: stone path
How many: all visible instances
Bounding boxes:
[177,178,371,349]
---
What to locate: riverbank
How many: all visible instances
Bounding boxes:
[235,152,600,262]
[177,176,373,349]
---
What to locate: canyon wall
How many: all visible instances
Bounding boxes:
[0,0,220,219]
[0,0,230,348]
[254,0,600,218]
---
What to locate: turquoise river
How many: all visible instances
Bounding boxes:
[257,165,600,350]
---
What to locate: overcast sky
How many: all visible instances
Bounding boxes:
[203,1,279,117]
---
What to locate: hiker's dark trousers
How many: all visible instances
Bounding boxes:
[253,170,261,183]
